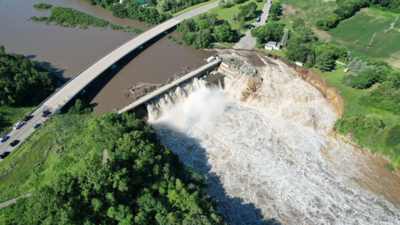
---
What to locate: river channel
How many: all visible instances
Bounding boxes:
[0,0,214,114]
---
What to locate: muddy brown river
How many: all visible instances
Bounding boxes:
[0,0,214,114]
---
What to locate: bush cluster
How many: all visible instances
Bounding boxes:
[33,3,52,9]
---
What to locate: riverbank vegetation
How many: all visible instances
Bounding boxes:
[0,104,225,224]
[0,45,57,134]
[87,0,173,25]
[33,3,51,9]
[30,6,137,31]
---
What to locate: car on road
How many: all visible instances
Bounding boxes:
[9,140,19,147]
[0,151,10,159]
[33,123,41,129]
[0,136,9,143]
[256,17,261,22]
[42,110,51,117]
[13,122,23,130]
[23,115,32,121]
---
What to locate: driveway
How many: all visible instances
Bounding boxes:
[233,1,271,50]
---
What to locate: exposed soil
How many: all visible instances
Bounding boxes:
[353,40,359,44]
[313,26,332,42]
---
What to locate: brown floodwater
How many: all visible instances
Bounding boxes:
[0,0,214,114]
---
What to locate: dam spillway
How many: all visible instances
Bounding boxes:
[144,50,400,224]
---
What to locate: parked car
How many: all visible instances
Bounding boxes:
[0,152,10,159]
[256,17,261,22]
[0,136,9,143]
[9,140,19,147]
[33,123,41,129]
[13,122,23,130]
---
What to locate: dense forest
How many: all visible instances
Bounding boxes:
[0,45,57,106]
[87,0,173,25]
[177,13,235,48]
[0,103,226,224]
[317,0,400,30]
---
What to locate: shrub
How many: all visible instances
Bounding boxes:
[386,125,400,147]
[341,74,355,86]
[33,3,51,9]
[351,70,376,89]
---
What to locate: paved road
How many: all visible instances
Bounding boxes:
[233,1,271,49]
[0,193,31,209]
[0,1,219,161]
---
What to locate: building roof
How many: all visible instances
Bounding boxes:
[136,0,146,4]
[266,41,277,46]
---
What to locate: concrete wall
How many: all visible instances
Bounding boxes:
[117,59,221,114]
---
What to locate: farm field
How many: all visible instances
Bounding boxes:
[278,0,337,25]
[328,8,400,68]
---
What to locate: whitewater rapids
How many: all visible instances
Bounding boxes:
[147,52,400,224]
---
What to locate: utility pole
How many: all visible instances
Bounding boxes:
[369,32,376,47]
[345,51,350,64]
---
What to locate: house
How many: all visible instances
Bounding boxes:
[265,41,281,50]
[295,61,304,67]
[135,0,148,7]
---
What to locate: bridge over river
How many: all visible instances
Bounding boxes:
[0,1,219,160]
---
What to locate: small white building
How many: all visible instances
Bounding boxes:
[221,62,229,68]
[207,56,216,62]
[344,68,349,72]
[265,41,281,50]
[141,3,148,8]
[295,61,304,67]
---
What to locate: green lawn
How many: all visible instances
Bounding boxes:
[0,106,35,135]
[278,0,337,25]
[310,64,400,128]
[328,8,400,68]
[210,0,265,31]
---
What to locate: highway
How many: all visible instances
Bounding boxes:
[0,1,219,161]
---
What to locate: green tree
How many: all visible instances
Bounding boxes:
[305,54,315,68]
[341,74,355,86]
[351,69,376,89]
[353,59,364,73]
[285,43,311,62]
[386,125,400,147]
[232,12,236,20]
[281,30,289,47]
[214,21,235,42]
[219,0,226,7]
[249,6,255,18]
[315,51,335,71]
[239,16,246,29]
[161,4,166,12]
[347,58,357,71]
[292,18,305,30]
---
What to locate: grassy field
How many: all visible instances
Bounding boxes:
[0,114,101,203]
[210,0,265,31]
[0,106,35,135]
[278,0,337,25]
[328,8,400,68]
